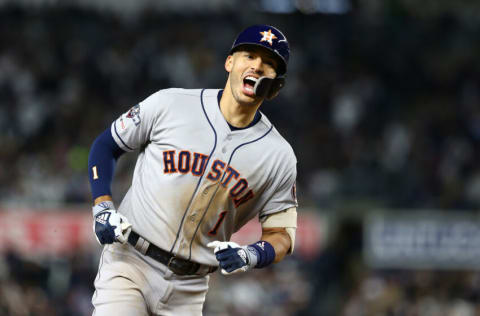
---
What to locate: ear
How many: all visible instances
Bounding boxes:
[225,55,233,73]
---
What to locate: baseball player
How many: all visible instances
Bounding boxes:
[88,24,298,315]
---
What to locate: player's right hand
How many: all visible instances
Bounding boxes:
[92,201,132,245]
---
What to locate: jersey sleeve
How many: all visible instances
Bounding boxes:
[260,156,298,218]
[110,91,164,151]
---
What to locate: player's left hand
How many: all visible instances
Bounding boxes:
[207,241,258,275]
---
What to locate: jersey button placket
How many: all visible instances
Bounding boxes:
[222,134,232,154]
[180,241,187,251]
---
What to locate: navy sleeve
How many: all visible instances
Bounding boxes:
[88,128,126,200]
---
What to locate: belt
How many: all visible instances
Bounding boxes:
[127,231,217,276]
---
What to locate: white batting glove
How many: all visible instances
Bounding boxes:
[92,201,132,245]
[207,241,258,275]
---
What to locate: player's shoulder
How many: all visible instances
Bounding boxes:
[259,114,297,163]
[160,88,206,97]
[146,88,203,101]
[139,88,209,113]
[144,88,219,104]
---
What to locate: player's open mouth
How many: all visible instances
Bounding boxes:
[242,76,258,96]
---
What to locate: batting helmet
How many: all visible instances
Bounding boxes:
[230,25,290,76]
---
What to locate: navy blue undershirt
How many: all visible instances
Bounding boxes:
[217,90,261,131]
[88,128,125,200]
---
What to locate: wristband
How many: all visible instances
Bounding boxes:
[248,240,275,268]
[92,200,115,217]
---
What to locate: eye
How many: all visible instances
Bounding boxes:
[265,59,277,70]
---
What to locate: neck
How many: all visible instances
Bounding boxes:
[220,80,262,128]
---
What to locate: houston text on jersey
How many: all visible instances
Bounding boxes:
[162,149,254,208]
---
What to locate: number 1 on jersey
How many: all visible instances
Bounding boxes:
[208,211,228,236]
[92,166,99,180]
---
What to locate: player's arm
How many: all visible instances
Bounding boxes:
[260,228,291,263]
[89,94,165,244]
[260,207,297,263]
[94,194,114,205]
[208,207,297,274]
[88,128,131,245]
[88,128,125,202]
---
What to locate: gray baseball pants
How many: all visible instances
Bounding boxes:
[92,243,210,316]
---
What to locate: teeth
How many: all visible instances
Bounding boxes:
[245,86,253,92]
[245,76,258,83]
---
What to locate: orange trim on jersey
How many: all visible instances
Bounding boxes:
[163,150,177,173]
[191,152,209,176]
[178,150,191,174]
[207,160,226,182]
[233,189,254,208]
[221,165,239,188]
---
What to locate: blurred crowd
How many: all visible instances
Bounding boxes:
[342,269,480,316]
[1,1,480,315]
[0,250,96,316]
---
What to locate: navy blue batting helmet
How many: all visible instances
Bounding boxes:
[230,25,290,76]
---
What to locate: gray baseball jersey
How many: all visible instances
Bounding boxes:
[111,88,297,267]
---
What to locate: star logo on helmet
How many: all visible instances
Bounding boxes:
[260,29,277,46]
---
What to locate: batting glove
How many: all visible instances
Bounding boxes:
[92,201,132,245]
[207,241,258,275]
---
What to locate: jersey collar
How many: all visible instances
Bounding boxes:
[217,90,262,131]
